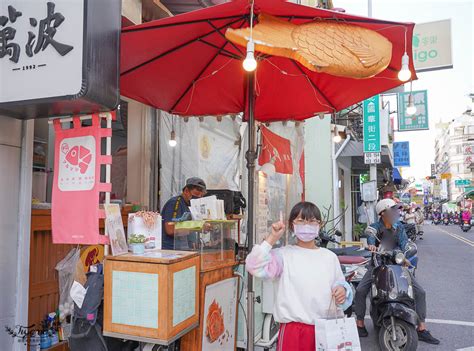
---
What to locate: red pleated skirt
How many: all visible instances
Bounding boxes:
[277,322,315,351]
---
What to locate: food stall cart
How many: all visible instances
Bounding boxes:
[101,218,240,350]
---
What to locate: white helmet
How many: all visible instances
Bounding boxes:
[376,198,396,216]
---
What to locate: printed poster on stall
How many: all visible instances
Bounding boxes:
[104,204,128,256]
[202,277,238,351]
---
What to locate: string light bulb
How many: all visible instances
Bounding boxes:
[398,53,411,82]
[406,94,416,116]
[243,40,257,72]
[169,130,177,147]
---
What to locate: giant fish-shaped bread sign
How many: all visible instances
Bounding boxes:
[225,14,393,79]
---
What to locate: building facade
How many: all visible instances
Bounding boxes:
[434,112,474,202]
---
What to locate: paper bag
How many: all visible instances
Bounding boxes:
[314,317,361,351]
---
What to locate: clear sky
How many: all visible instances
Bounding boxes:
[333,0,473,179]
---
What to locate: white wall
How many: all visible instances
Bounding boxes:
[337,157,353,241]
[126,100,152,206]
[305,117,334,219]
[0,116,23,349]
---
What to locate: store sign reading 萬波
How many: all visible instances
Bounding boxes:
[0,0,120,120]
[0,1,83,102]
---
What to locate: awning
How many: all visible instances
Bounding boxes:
[393,168,402,185]
[337,140,393,169]
[456,188,474,204]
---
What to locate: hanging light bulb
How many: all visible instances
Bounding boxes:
[243,40,257,72]
[169,130,177,147]
[406,94,416,116]
[398,53,411,82]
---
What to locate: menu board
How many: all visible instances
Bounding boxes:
[173,266,196,326]
[112,271,159,329]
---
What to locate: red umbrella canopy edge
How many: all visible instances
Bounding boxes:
[120,0,417,122]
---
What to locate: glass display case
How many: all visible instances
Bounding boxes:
[174,220,238,270]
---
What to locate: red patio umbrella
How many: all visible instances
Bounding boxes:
[120,1,416,347]
[120,0,416,121]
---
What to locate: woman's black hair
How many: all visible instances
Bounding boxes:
[288,201,322,231]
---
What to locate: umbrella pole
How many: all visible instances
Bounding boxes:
[245,69,257,351]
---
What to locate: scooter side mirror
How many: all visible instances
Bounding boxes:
[404,244,418,259]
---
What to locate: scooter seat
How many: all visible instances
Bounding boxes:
[338,256,368,265]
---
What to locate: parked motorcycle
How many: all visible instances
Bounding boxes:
[461,220,471,233]
[402,223,417,242]
[370,247,419,351]
[432,218,440,225]
[319,230,372,258]
[443,217,449,226]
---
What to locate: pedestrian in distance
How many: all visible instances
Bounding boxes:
[404,207,416,225]
[415,207,424,239]
[246,201,353,351]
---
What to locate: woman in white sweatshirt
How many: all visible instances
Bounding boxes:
[246,202,353,351]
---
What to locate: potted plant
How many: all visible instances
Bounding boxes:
[128,234,147,254]
[353,223,367,241]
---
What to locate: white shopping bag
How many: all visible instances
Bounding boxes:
[314,317,361,351]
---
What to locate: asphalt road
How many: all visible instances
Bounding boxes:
[360,222,474,351]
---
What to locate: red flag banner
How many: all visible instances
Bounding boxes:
[52,115,112,245]
[258,126,293,175]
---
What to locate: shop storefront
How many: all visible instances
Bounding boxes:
[0,0,416,350]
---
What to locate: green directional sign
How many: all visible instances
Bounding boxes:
[455,179,471,187]
[398,90,429,131]
[363,95,381,153]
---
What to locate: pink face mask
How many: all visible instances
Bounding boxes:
[294,224,320,242]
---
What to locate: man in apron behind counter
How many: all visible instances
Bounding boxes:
[161,177,207,250]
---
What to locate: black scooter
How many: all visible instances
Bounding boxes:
[402,222,417,242]
[443,217,449,226]
[370,247,419,351]
[461,220,471,232]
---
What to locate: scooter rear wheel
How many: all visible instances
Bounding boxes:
[378,319,418,351]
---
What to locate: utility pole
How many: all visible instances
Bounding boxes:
[368,0,377,223]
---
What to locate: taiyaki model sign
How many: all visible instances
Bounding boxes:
[225,13,393,79]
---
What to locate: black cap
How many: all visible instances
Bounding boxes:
[184,177,207,191]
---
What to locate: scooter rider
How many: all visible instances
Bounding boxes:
[355,199,440,345]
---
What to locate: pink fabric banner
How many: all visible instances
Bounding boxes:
[52,115,111,245]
